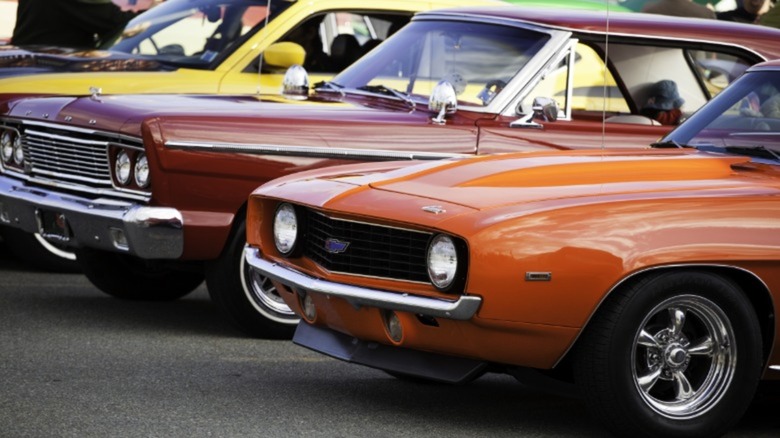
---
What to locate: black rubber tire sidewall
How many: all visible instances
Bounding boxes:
[205,220,297,339]
[75,247,203,301]
[574,270,763,438]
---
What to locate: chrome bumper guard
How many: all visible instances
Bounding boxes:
[244,247,482,320]
[0,175,183,259]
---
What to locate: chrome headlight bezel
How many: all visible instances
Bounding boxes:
[115,150,132,185]
[1,130,14,163]
[273,203,301,257]
[427,234,467,292]
[133,153,150,188]
[12,134,23,165]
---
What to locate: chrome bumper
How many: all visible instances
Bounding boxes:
[244,247,482,320]
[0,175,183,259]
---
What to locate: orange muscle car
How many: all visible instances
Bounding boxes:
[244,60,780,436]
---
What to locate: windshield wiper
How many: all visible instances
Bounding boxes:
[313,81,345,98]
[650,140,689,149]
[693,144,780,162]
[357,84,416,110]
[725,145,780,162]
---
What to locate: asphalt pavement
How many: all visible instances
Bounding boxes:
[1,239,778,437]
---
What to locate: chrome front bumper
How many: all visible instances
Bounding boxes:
[244,247,482,320]
[0,175,183,259]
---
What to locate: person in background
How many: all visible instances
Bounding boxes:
[12,0,155,49]
[758,0,779,27]
[716,0,769,22]
[641,0,716,19]
[640,80,685,126]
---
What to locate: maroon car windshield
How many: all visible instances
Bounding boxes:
[331,19,551,107]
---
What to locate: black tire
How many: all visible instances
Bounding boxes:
[0,226,80,273]
[205,220,298,339]
[75,247,204,301]
[573,271,762,438]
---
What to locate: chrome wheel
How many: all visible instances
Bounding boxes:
[240,248,299,324]
[632,294,736,419]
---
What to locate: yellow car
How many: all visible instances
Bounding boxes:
[0,0,507,97]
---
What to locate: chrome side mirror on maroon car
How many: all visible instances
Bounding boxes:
[429,80,457,125]
[282,65,310,100]
[510,97,559,129]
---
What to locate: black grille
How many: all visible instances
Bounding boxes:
[304,210,432,283]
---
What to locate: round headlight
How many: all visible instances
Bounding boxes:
[427,234,458,290]
[115,150,131,185]
[134,153,150,188]
[1,131,14,163]
[273,203,299,256]
[12,135,24,165]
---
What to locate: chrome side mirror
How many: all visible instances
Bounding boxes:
[429,80,457,125]
[281,65,309,100]
[534,97,559,122]
[510,97,560,129]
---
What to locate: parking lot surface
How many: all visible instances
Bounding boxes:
[1,241,777,437]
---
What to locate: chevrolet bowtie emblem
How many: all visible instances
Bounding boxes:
[324,238,350,254]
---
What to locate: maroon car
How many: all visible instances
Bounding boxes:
[1,7,779,338]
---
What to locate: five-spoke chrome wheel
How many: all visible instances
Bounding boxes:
[632,295,736,419]
[574,271,762,438]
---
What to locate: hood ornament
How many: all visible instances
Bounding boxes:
[422,205,446,215]
[89,86,102,101]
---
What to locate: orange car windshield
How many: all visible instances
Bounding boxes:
[664,70,780,161]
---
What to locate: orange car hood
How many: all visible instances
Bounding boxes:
[356,149,756,210]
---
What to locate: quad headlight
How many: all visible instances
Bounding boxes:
[273,203,299,256]
[134,153,150,188]
[1,130,14,163]
[12,135,23,165]
[427,234,459,290]
[115,150,131,185]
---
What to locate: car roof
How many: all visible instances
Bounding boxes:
[749,59,780,70]
[416,7,780,59]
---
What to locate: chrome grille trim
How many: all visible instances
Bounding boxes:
[0,118,147,202]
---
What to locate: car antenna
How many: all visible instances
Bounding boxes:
[600,1,611,150]
[256,0,273,95]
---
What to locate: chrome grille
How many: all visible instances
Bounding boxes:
[304,210,432,282]
[23,129,113,185]
[0,119,146,200]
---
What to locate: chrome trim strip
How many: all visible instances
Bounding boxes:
[19,120,143,145]
[0,170,150,202]
[244,247,482,320]
[166,140,466,161]
[770,365,780,371]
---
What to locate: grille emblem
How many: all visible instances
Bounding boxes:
[324,238,350,254]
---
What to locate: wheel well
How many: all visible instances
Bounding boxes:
[558,265,776,375]
[221,202,248,257]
